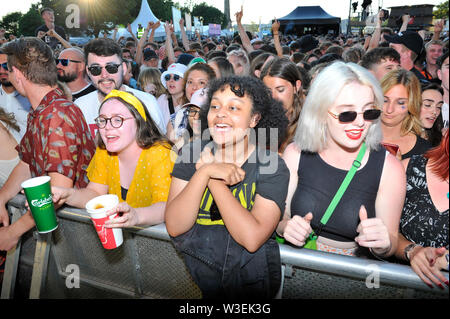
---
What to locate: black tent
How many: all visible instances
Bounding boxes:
[277,6,341,36]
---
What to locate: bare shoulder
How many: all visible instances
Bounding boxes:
[281,142,301,171]
[382,151,406,182]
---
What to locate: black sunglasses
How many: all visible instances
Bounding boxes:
[88,63,121,76]
[328,109,381,123]
[0,62,8,71]
[56,58,82,66]
[164,74,181,82]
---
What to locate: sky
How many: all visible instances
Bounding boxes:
[1,0,445,23]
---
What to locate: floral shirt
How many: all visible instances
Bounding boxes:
[17,88,95,188]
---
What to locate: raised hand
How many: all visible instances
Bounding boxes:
[272,19,280,33]
[235,6,243,25]
[434,19,444,33]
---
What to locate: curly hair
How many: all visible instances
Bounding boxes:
[199,76,288,150]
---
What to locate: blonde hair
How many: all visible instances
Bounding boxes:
[380,69,423,136]
[294,61,383,152]
[137,67,167,98]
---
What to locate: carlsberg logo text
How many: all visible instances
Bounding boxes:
[31,195,52,208]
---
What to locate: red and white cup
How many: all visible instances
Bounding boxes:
[85,194,123,250]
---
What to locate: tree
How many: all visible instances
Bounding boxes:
[191,2,227,28]
[0,12,23,37]
[147,0,176,22]
[37,0,141,36]
[17,4,42,37]
[433,0,448,19]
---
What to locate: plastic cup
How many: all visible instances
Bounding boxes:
[85,194,123,250]
[21,176,58,233]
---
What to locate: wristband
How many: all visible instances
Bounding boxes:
[276,235,285,244]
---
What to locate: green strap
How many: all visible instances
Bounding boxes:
[320,142,367,226]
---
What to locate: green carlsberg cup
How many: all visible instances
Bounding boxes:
[21,176,58,233]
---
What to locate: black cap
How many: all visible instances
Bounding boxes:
[143,48,158,61]
[298,35,319,53]
[176,53,195,66]
[384,31,424,56]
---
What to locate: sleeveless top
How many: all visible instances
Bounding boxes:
[401,135,431,160]
[400,155,449,248]
[291,147,386,242]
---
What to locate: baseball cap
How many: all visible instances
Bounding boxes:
[160,63,188,88]
[176,53,195,66]
[182,88,209,109]
[143,48,158,61]
[384,31,424,56]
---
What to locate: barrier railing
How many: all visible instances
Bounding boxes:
[1,194,448,299]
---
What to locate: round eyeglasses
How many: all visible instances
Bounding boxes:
[94,116,134,128]
[188,107,200,117]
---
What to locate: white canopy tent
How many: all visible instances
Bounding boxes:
[101,0,166,39]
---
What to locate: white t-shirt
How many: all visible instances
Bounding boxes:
[441,102,449,129]
[157,94,183,129]
[74,85,167,138]
[0,86,32,143]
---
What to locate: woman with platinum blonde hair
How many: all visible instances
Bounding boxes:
[277,62,406,259]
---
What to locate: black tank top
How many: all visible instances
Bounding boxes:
[291,147,386,242]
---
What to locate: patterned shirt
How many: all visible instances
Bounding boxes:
[401,155,449,248]
[17,88,95,188]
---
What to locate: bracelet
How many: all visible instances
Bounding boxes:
[404,243,418,261]
[370,242,392,261]
[369,248,388,261]
[273,33,279,35]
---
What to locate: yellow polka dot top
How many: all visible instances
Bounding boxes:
[86,143,175,207]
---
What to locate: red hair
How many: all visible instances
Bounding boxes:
[424,130,449,181]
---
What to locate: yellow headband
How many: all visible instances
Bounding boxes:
[103,90,147,121]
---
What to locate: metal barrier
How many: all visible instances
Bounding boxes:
[1,194,448,299]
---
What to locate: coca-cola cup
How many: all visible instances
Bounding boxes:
[85,194,123,250]
[21,176,58,233]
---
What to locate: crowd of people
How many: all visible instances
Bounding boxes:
[0,6,448,297]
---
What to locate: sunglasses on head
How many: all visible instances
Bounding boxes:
[56,58,82,66]
[88,63,121,76]
[164,74,181,82]
[0,63,8,71]
[328,109,381,123]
